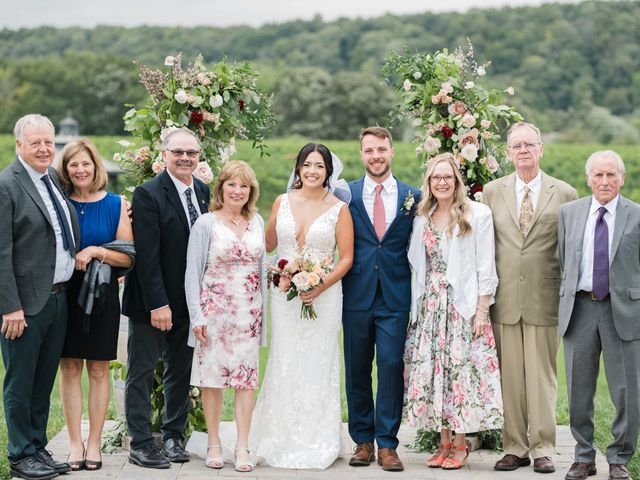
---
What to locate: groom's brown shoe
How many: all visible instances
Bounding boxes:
[377,448,404,471]
[349,442,375,466]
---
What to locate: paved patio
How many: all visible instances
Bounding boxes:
[41,421,612,480]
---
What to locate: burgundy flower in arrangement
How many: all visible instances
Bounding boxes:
[470,183,484,194]
[277,258,288,270]
[239,100,245,111]
[190,111,204,125]
[440,125,454,139]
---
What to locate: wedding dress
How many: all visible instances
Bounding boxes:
[250,193,344,469]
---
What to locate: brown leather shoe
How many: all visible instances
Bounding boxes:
[609,464,629,480]
[565,462,597,480]
[349,442,375,467]
[495,454,531,471]
[534,456,556,473]
[377,448,404,471]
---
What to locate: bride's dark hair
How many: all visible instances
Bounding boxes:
[290,143,334,190]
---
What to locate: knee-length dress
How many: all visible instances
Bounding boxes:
[190,214,263,389]
[62,192,122,361]
[403,220,503,433]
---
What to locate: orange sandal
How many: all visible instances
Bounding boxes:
[441,443,469,470]
[426,442,453,468]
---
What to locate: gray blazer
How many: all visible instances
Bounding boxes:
[558,195,640,341]
[0,157,80,316]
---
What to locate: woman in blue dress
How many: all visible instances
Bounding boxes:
[56,139,133,471]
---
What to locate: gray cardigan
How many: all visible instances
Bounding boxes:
[185,213,268,347]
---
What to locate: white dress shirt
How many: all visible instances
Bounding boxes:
[363,174,397,230]
[167,170,200,229]
[515,171,542,217]
[18,156,75,284]
[577,195,618,292]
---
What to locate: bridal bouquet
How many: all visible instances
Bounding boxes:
[267,255,334,320]
[383,40,522,200]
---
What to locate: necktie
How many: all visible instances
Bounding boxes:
[185,187,199,227]
[592,206,609,300]
[41,175,76,256]
[519,185,534,235]
[373,184,386,241]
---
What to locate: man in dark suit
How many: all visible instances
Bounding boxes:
[0,114,79,480]
[123,128,210,469]
[558,150,640,480]
[342,126,421,472]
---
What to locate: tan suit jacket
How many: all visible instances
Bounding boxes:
[483,171,577,326]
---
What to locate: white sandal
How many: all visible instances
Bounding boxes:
[234,447,253,472]
[205,444,224,469]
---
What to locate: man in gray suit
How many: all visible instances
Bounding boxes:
[0,114,79,480]
[558,150,640,480]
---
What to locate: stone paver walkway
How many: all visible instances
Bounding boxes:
[40,421,613,480]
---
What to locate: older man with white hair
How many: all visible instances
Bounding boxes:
[558,150,640,480]
[0,114,79,480]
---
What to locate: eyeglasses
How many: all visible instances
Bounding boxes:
[508,142,540,151]
[430,174,455,184]
[167,149,200,159]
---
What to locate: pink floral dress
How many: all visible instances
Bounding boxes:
[403,220,503,432]
[190,215,263,390]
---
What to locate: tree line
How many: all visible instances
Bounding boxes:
[0,0,639,141]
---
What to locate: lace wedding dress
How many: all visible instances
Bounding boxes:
[250,194,344,469]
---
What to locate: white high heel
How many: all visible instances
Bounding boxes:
[234,447,253,472]
[205,444,224,469]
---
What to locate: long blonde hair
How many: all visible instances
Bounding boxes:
[417,153,471,237]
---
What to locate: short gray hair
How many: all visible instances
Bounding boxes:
[161,127,200,150]
[14,114,55,142]
[507,121,542,144]
[585,150,625,176]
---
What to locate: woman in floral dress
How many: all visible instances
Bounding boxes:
[404,153,503,470]
[185,161,266,473]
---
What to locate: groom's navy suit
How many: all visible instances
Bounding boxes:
[342,176,420,449]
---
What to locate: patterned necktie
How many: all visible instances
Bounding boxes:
[41,174,76,256]
[185,187,199,227]
[592,206,609,300]
[519,185,534,235]
[373,184,386,241]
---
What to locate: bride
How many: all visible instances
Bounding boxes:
[250,143,354,469]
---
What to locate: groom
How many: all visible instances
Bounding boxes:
[343,126,421,471]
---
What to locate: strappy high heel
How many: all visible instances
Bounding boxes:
[67,443,85,471]
[234,447,253,472]
[205,444,224,469]
[426,442,453,468]
[441,443,469,470]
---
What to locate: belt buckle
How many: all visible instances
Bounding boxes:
[591,292,598,301]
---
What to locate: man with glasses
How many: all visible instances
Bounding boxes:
[483,122,577,474]
[123,128,210,468]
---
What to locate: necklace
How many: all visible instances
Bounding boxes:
[230,217,243,226]
[77,201,89,215]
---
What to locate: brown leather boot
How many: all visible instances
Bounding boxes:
[349,442,375,467]
[377,448,404,471]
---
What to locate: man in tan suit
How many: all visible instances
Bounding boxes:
[483,122,577,474]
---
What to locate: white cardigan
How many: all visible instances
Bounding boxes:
[408,201,498,322]
[184,213,268,347]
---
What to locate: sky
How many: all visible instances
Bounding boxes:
[2,0,581,29]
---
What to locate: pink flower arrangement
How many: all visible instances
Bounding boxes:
[267,255,334,320]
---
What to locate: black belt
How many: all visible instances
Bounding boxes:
[51,282,69,294]
[576,290,609,301]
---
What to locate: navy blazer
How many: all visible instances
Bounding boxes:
[122,170,210,324]
[342,176,421,311]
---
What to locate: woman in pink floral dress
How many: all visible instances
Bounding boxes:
[185,161,266,473]
[404,153,503,470]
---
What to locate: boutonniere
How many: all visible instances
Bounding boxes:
[402,191,415,214]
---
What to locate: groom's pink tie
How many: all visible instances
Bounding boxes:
[373,184,386,240]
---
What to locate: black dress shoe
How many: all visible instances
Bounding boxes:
[163,437,190,463]
[129,444,171,469]
[10,455,59,480]
[35,449,71,474]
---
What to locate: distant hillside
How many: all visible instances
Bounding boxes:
[0,0,638,140]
